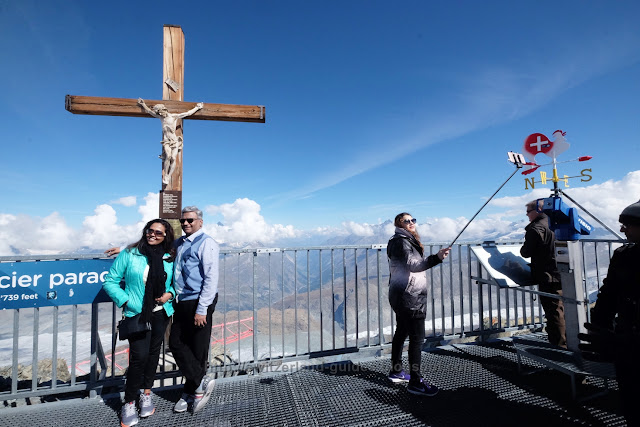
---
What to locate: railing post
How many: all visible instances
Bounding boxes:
[252,251,258,365]
[89,303,98,396]
[342,248,347,348]
[354,248,359,348]
[12,309,19,395]
[376,248,384,345]
[293,250,298,356]
[365,249,371,346]
[331,248,335,350]
[477,259,484,336]
[319,250,323,351]
[31,307,39,391]
[307,250,311,353]
[52,306,59,389]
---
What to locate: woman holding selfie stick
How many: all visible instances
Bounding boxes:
[387,212,450,397]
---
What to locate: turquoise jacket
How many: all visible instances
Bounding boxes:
[102,247,175,318]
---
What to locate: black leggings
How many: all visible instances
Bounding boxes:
[390,312,425,382]
[124,310,169,403]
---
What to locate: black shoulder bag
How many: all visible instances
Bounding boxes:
[118,312,151,341]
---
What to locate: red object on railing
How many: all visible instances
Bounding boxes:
[72,347,130,375]
[578,156,592,161]
[211,317,254,345]
[69,317,255,374]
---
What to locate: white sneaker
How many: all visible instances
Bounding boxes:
[174,393,194,413]
[121,401,139,426]
[139,392,155,418]
[193,375,215,413]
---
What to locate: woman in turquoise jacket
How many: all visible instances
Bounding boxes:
[102,219,175,427]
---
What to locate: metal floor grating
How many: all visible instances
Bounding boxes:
[0,338,626,426]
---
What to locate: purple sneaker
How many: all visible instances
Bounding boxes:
[407,378,439,397]
[388,370,411,383]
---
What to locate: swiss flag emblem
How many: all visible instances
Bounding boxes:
[523,133,553,156]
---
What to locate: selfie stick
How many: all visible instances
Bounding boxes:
[449,153,524,247]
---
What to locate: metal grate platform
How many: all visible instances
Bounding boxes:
[513,333,617,401]
[0,338,625,426]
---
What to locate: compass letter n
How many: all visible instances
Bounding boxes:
[524,178,536,190]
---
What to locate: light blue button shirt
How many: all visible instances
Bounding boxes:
[173,229,219,316]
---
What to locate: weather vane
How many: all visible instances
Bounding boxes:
[508,130,622,240]
[517,130,592,192]
[450,130,606,246]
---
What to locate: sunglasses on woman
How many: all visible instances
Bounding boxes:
[145,229,166,237]
[402,218,417,225]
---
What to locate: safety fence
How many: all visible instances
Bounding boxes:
[0,239,621,401]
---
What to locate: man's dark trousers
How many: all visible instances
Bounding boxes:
[169,295,218,395]
[539,278,567,348]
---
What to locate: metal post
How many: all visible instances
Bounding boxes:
[377,249,383,345]
[252,252,258,364]
[366,249,371,346]
[343,249,348,348]
[556,241,588,352]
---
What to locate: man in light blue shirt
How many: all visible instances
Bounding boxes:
[170,206,219,414]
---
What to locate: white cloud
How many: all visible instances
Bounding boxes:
[552,171,640,230]
[342,221,375,237]
[0,214,16,226]
[0,212,76,255]
[383,222,396,237]
[138,192,160,223]
[80,204,126,248]
[411,171,640,243]
[205,198,299,244]
[417,215,522,244]
[0,172,638,256]
[112,196,137,207]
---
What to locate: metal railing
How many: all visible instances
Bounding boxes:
[0,239,621,401]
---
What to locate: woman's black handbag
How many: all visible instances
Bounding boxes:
[118,313,151,340]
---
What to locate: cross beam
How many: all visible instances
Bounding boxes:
[65,95,265,123]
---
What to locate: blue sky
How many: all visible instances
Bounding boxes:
[1,1,639,254]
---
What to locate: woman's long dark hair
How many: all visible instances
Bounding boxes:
[127,219,175,260]
[394,212,423,251]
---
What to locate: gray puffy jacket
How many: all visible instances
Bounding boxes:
[387,227,442,317]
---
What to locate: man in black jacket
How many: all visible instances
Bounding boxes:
[521,199,567,348]
[585,200,640,426]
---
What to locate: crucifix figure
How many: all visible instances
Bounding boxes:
[65,25,265,230]
[138,98,203,185]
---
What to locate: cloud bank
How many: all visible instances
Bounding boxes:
[1,172,638,256]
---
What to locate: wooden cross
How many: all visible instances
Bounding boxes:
[65,25,265,230]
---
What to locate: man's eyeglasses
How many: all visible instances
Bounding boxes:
[179,218,196,224]
[402,218,417,225]
[526,209,536,214]
[145,229,166,237]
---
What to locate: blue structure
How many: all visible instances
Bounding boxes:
[541,196,592,241]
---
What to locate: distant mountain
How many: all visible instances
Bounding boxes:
[52,217,621,257]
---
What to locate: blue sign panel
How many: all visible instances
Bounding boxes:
[0,259,114,309]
